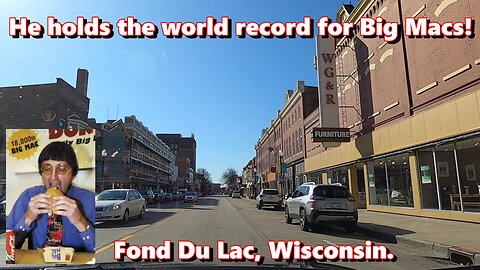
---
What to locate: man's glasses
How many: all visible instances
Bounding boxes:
[40,163,71,176]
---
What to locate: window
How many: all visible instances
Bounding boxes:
[418,139,480,213]
[328,167,349,188]
[368,153,414,207]
[367,159,388,206]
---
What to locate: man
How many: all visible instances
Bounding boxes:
[7,142,95,253]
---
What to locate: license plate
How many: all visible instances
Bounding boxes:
[330,203,343,209]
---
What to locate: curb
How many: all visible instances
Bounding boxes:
[357,224,479,265]
[357,223,450,258]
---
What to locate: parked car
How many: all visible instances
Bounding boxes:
[284,183,358,232]
[154,191,166,203]
[165,193,173,202]
[140,190,155,204]
[95,189,146,223]
[256,189,282,210]
[174,192,184,201]
[0,195,6,220]
[231,191,241,199]
[184,191,198,203]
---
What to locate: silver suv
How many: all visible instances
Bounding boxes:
[256,189,281,210]
[284,183,358,232]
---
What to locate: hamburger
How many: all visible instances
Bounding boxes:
[46,186,63,216]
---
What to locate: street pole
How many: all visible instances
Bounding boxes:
[101,149,107,191]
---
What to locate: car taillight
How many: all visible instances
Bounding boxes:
[310,195,325,201]
[347,197,355,201]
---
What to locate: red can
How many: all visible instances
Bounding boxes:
[6,230,15,264]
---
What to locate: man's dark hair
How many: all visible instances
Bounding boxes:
[38,142,79,176]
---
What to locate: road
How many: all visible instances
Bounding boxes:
[93,195,458,269]
[0,195,458,268]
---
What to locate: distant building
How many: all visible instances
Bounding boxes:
[157,133,197,188]
[0,69,92,195]
[122,116,176,192]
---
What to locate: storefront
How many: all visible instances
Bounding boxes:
[304,90,480,223]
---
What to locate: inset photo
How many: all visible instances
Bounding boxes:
[5,129,95,265]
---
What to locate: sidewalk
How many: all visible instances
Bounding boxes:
[356,209,480,265]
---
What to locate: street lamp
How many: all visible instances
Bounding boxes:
[279,150,284,200]
[101,149,107,191]
[101,149,119,191]
[253,167,257,198]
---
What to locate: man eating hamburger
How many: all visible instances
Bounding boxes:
[6,141,95,253]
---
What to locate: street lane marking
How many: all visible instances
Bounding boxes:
[323,240,338,247]
[96,234,134,254]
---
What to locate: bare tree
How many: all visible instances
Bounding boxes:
[222,168,239,190]
[196,168,212,194]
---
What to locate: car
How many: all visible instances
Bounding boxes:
[256,189,282,210]
[231,191,241,198]
[184,191,198,203]
[0,195,5,220]
[154,191,166,203]
[165,193,173,201]
[95,189,146,223]
[140,190,155,204]
[284,183,358,232]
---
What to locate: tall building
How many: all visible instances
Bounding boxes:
[255,81,318,195]
[0,69,92,195]
[121,116,176,192]
[255,0,480,223]
[157,133,197,188]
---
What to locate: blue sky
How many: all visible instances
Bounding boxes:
[1,0,358,183]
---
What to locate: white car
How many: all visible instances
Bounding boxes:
[184,191,198,203]
[0,195,5,220]
[95,189,146,223]
[232,191,241,198]
[284,183,358,232]
[256,189,281,210]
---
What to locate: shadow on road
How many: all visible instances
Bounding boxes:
[147,197,219,210]
[284,221,411,244]
[96,211,176,228]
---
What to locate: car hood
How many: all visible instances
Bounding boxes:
[95,200,125,207]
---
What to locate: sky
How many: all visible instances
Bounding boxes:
[0,0,359,183]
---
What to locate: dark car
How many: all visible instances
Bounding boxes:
[140,190,155,204]
[165,193,173,202]
[154,191,166,203]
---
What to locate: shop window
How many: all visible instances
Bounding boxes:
[434,143,460,211]
[357,164,366,207]
[454,138,480,213]
[386,153,414,207]
[367,159,388,206]
[327,167,349,188]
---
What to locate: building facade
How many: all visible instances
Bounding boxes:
[255,82,319,196]
[303,0,480,222]
[0,69,92,195]
[157,133,197,189]
[123,116,176,192]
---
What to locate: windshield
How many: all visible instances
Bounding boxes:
[263,190,279,195]
[97,191,127,201]
[186,192,196,196]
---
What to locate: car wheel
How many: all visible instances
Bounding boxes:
[299,209,310,232]
[138,207,145,219]
[258,201,263,210]
[345,222,357,233]
[122,209,129,224]
[284,207,292,224]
